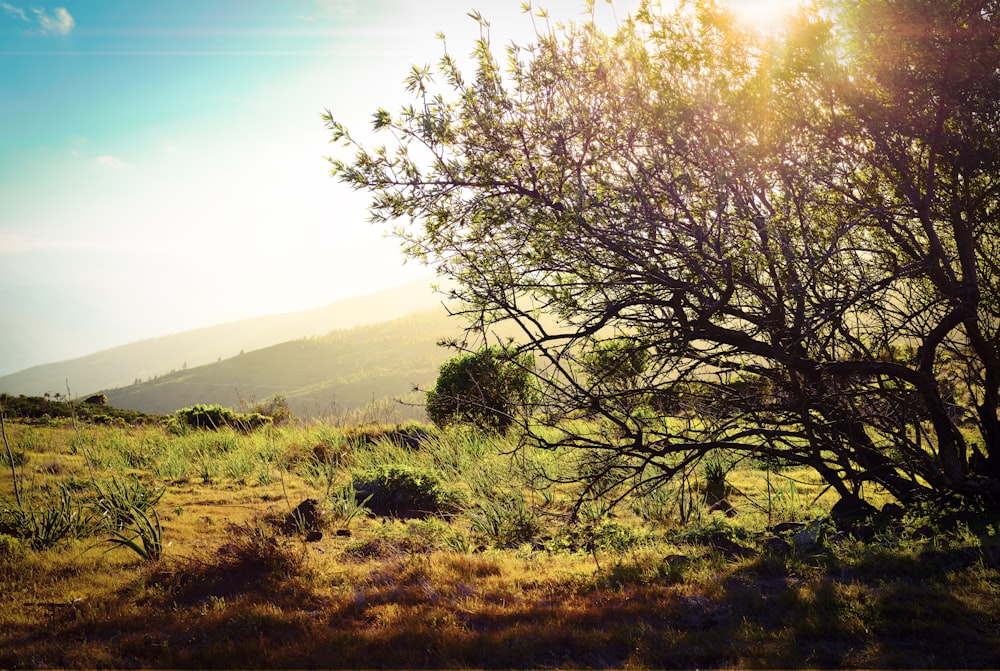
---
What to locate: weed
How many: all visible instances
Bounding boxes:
[343,518,465,559]
[221,449,256,484]
[90,475,164,530]
[300,451,340,497]
[194,449,218,484]
[326,482,373,527]
[0,532,28,567]
[0,445,26,468]
[215,521,305,583]
[0,484,99,549]
[154,449,190,481]
[159,520,307,604]
[468,491,541,548]
[100,507,163,561]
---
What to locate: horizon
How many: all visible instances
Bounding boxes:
[1,0,790,374]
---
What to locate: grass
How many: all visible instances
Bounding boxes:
[0,419,998,668]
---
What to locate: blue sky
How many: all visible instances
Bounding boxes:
[0,0,784,374]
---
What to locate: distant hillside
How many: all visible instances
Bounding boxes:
[0,278,442,397]
[102,308,464,421]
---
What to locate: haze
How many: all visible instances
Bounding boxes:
[0,0,785,376]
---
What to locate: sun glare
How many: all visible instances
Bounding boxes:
[726,0,804,34]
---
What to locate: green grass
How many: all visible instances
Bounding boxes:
[0,419,997,668]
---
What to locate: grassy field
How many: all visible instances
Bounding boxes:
[1,416,999,668]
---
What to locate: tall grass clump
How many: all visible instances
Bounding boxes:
[90,475,164,530]
[325,482,372,526]
[468,490,541,548]
[0,484,99,550]
[100,506,163,561]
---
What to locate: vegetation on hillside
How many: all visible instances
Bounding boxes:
[0,278,441,397]
[103,308,463,421]
[0,392,158,427]
[4,0,1000,666]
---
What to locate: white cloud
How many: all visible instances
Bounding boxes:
[1,3,74,35]
[33,6,74,35]
[0,2,27,22]
[96,155,134,170]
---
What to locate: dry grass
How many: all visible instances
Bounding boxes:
[1,421,998,668]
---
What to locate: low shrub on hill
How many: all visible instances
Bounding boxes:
[174,404,272,433]
[352,464,463,518]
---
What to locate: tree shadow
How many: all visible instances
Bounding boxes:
[4,541,998,669]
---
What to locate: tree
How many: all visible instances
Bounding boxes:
[326,0,1000,509]
[425,346,537,432]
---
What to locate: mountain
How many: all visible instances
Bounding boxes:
[0,277,443,398]
[102,308,463,421]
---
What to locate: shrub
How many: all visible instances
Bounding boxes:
[252,394,294,427]
[425,346,537,433]
[343,518,467,559]
[175,404,272,433]
[352,464,462,518]
[159,520,306,603]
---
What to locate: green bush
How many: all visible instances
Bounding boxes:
[175,404,272,433]
[425,346,537,433]
[352,464,462,518]
[251,394,294,427]
[0,393,158,426]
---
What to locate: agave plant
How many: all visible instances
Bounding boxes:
[101,506,163,561]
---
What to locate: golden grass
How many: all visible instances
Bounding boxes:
[1,421,999,668]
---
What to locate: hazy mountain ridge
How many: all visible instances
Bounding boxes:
[102,308,462,420]
[0,278,442,397]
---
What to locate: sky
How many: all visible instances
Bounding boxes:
[0,0,789,375]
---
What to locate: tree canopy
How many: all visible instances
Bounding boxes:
[326,0,1000,509]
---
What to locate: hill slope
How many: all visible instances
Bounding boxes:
[102,308,463,421]
[0,278,441,397]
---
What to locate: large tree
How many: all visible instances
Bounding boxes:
[325,0,1000,509]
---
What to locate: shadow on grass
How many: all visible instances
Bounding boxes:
[2,542,998,669]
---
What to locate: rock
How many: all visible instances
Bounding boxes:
[830,496,878,530]
[762,535,792,556]
[708,498,736,516]
[771,521,807,535]
[704,532,756,560]
[790,520,824,551]
[284,498,325,533]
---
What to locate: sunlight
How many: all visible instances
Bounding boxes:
[725,0,804,34]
